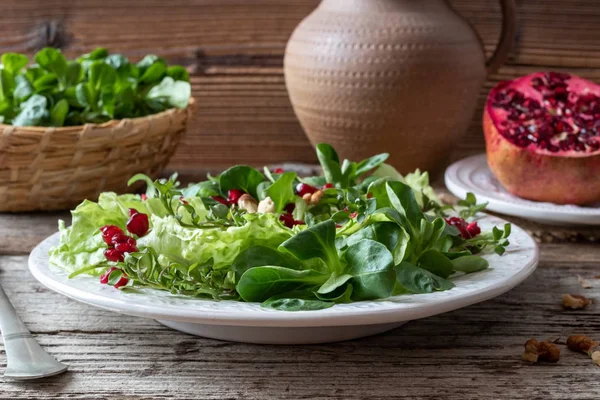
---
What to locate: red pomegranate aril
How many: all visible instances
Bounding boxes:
[100,267,118,284]
[111,233,131,245]
[100,225,124,245]
[104,249,124,263]
[227,189,245,205]
[350,212,358,219]
[115,240,138,254]
[212,196,229,206]
[273,168,285,174]
[444,217,472,239]
[113,275,129,289]
[295,183,317,197]
[128,208,138,217]
[127,212,149,237]
[279,213,295,228]
[323,183,334,189]
[466,222,481,238]
[284,203,295,213]
[141,194,147,201]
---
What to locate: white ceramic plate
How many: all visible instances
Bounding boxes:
[29,215,538,344]
[445,154,600,226]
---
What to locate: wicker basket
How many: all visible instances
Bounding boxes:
[0,99,194,212]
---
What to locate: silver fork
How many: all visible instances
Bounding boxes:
[0,283,68,380]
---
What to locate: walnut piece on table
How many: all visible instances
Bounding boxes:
[567,335,599,355]
[562,293,591,310]
[523,338,561,363]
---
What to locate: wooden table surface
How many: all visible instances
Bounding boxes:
[1,185,599,400]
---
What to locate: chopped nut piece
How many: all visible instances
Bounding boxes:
[578,275,593,289]
[592,351,600,367]
[237,194,258,214]
[523,338,560,363]
[562,293,590,309]
[303,190,324,205]
[257,197,275,214]
[567,335,599,355]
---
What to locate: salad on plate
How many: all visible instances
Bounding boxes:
[50,144,511,311]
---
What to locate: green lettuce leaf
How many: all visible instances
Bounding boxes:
[137,213,292,269]
[49,192,145,275]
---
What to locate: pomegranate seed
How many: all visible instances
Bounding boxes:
[111,233,131,245]
[367,193,373,199]
[127,212,149,237]
[466,222,481,238]
[104,249,124,263]
[141,194,147,201]
[350,212,358,218]
[445,217,472,239]
[180,198,189,205]
[212,196,229,206]
[273,168,285,174]
[295,183,317,197]
[128,208,138,217]
[115,239,138,254]
[227,189,245,205]
[279,213,295,228]
[100,267,118,284]
[323,183,334,189]
[100,225,124,245]
[284,203,295,213]
[113,274,129,289]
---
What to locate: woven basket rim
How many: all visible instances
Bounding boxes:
[0,97,195,132]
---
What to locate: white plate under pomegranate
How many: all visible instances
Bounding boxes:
[29,214,538,344]
[445,154,600,226]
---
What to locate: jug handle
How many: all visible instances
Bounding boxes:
[485,0,517,75]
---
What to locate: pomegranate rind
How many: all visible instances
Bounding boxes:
[484,109,600,205]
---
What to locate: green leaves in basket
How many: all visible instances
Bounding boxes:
[0,47,191,127]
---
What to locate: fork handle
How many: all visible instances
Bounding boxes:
[0,284,31,339]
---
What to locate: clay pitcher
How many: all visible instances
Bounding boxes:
[284,0,516,175]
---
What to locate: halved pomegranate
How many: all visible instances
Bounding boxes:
[484,72,600,205]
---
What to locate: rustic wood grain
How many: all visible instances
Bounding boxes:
[1,0,600,169]
[1,249,599,400]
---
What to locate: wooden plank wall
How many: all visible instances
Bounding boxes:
[0,0,599,170]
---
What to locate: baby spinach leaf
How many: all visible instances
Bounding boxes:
[89,62,117,92]
[65,61,83,86]
[33,73,58,94]
[346,221,409,264]
[104,54,129,70]
[315,282,353,303]
[418,249,454,278]
[367,178,391,209]
[236,266,327,302]
[262,293,334,311]
[0,70,14,102]
[146,77,191,109]
[12,94,47,126]
[395,262,455,294]
[232,245,302,280]
[316,143,343,185]
[385,181,424,229]
[75,82,94,108]
[166,65,189,82]
[140,61,166,84]
[344,239,395,301]
[50,98,69,127]
[317,272,352,294]
[451,255,489,273]
[279,220,342,274]
[79,47,109,61]
[13,75,33,101]
[34,48,67,82]
[219,165,264,198]
[355,153,389,177]
[265,171,297,213]
[1,53,28,75]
